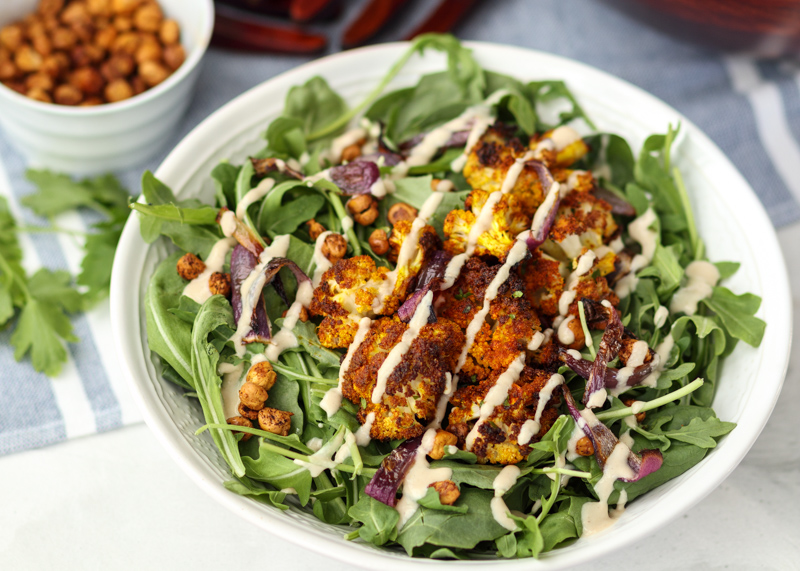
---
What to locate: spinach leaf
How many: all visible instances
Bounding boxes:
[349,495,400,546]
[417,487,469,514]
[224,477,288,510]
[242,441,313,504]
[211,161,240,208]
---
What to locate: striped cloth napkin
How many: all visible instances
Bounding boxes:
[1,0,798,455]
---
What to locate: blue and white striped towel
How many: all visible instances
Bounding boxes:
[1,0,798,455]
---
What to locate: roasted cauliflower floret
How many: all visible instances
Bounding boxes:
[341,316,465,441]
[443,189,531,260]
[519,250,564,318]
[447,366,561,464]
[544,189,618,260]
[529,127,590,169]
[437,257,541,383]
[381,219,442,314]
[309,256,388,348]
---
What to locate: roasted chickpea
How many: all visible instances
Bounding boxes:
[162,42,184,70]
[237,402,259,421]
[100,52,134,79]
[103,78,131,101]
[130,74,145,94]
[2,80,26,94]
[429,480,460,505]
[93,25,117,50]
[321,233,347,264]
[257,407,293,436]
[61,2,92,25]
[208,272,231,297]
[32,34,52,57]
[15,45,43,72]
[0,25,24,51]
[388,202,418,225]
[113,15,133,31]
[112,0,142,14]
[347,194,379,226]
[428,430,458,460]
[25,72,54,91]
[158,18,179,44]
[622,398,646,423]
[50,26,78,50]
[239,382,268,410]
[69,66,104,94]
[246,361,277,391]
[340,142,362,162]
[133,2,162,32]
[138,58,168,86]
[368,228,389,256]
[26,87,52,102]
[38,0,65,17]
[175,252,205,280]
[306,219,325,241]
[575,436,594,456]
[0,59,19,81]
[134,38,161,63]
[87,0,112,16]
[80,95,103,106]
[53,82,82,104]
[226,416,253,442]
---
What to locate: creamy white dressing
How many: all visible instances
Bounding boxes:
[371,291,434,404]
[581,429,636,536]
[395,428,453,528]
[517,373,564,444]
[500,149,537,194]
[441,253,468,291]
[236,177,275,219]
[230,235,291,356]
[559,234,584,259]
[557,314,576,345]
[293,429,345,477]
[670,260,719,315]
[311,231,335,287]
[182,237,238,304]
[526,330,545,351]
[219,209,238,237]
[341,216,354,233]
[530,179,562,238]
[465,353,526,450]
[435,179,455,193]
[612,339,650,392]
[585,387,607,409]
[465,191,503,256]
[326,127,367,163]
[640,333,673,388]
[557,250,597,317]
[306,437,323,452]
[654,305,669,328]
[218,361,245,419]
[265,279,314,362]
[615,208,658,299]
[320,316,372,417]
[491,465,521,531]
[355,412,375,446]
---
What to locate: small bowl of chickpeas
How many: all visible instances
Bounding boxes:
[0,0,213,174]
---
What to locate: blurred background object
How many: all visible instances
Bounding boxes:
[211,0,480,52]
[600,0,800,58]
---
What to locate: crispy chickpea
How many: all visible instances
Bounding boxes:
[3,80,26,94]
[428,429,458,460]
[158,18,179,44]
[134,37,161,63]
[162,42,184,70]
[69,66,104,94]
[111,31,140,54]
[26,87,52,102]
[40,53,63,78]
[113,15,133,31]
[347,194,379,226]
[15,45,43,72]
[133,2,162,32]
[306,219,325,241]
[38,0,65,17]
[71,44,104,67]
[100,53,134,80]
[429,480,460,505]
[388,202,418,226]
[237,402,259,421]
[368,228,389,256]
[130,74,145,94]
[32,34,52,57]
[138,59,168,86]
[246,361,277,391]
[575,436,594,456]
[61,2,92,26]
[239,382,268,410]
[80,96,103,106]
[208,272,231,297]
[226,416,253,442]
[25,72,54,91]
[175,252,205,280]
[112,0,142,13]
[103,77,132,101]
[93,25,117,50]
[340,143,362,162]
[257,407,293,436]
[0,25,24,51]
[0,59,19,81]
[53,83,82,104]
[87,0,112,16]
[51,26,78,50]
[321,233,347,264]
[0,47,9,62]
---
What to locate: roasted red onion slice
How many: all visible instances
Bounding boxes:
[396,250,452,323]
[231,245,271,344]
[329,160,380,195]
[525,161,561,252]
[594,187,636,217]
[583,301,624,407]
[217,208,263,258]
[562,385,662,482]
[559,347,657,389]
[230,247,312,347]
[251,157,304,180]
[357,151,403,167]
[399,128,471,153]
[364,435,423,507]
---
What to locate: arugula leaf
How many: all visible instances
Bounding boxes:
[702,287,765,348]
[242,441,313,504]
[23,169,129,218]
[223,477,288,510]
[349,495,400,546]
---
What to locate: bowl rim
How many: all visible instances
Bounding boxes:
[0,0,214,116]
[110,40,793,569]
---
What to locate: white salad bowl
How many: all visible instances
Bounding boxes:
[0,0,214,175]
[109,42,792,569]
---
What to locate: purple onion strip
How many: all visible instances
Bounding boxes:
[396,250,452,323]
[250,157,304,180]
[364,435,424,507]
[595,187,636,217]
[525,161,561,252]
[583,303,624,407]
[357,151,403,167]
[560,348,656,389]
[562,385,662,482]
[329,161,380,195]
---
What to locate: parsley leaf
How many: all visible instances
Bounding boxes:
[78,207,130,307]
[23,170,129,218]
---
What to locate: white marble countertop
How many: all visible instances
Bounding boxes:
[1,222,797,570]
